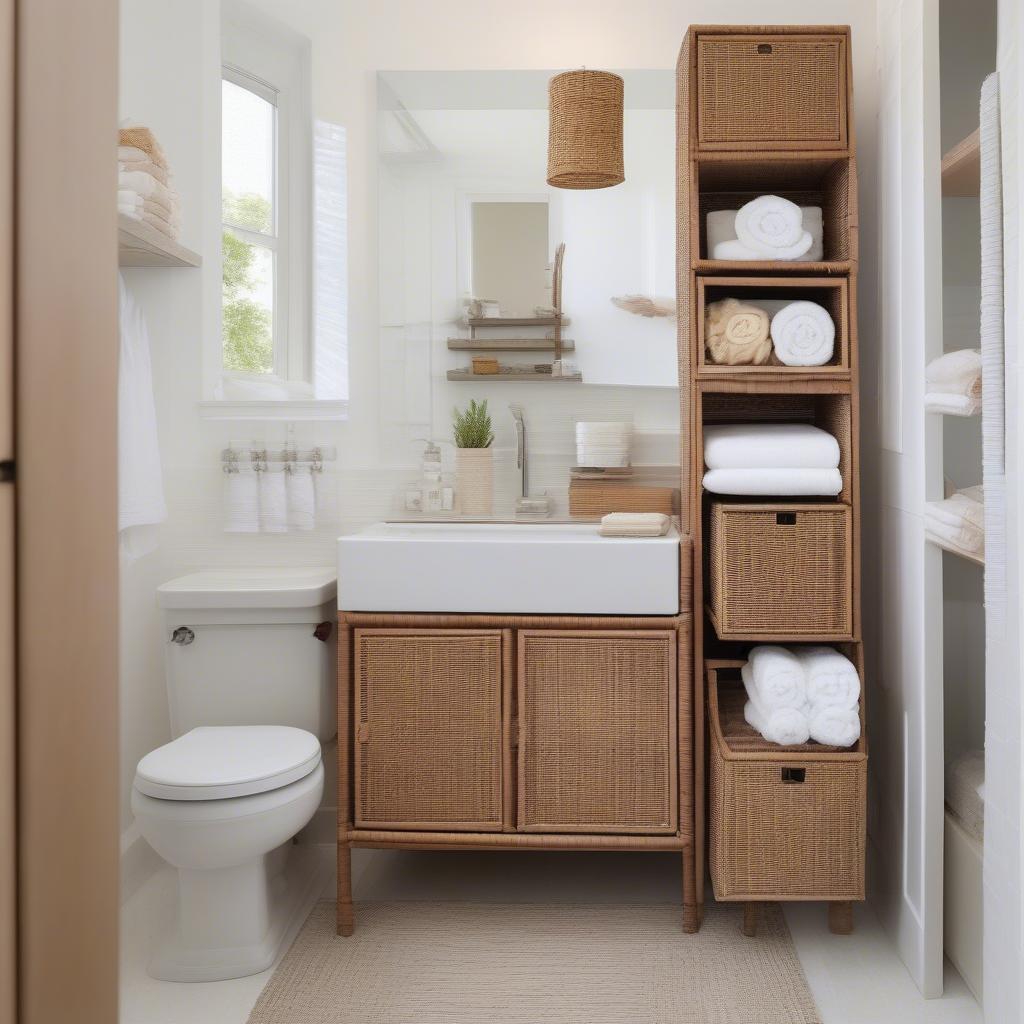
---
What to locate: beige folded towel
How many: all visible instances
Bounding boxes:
[705,298,772,365]
[118,157,170,186]
[118,126,169,170]
[598,512,671,537]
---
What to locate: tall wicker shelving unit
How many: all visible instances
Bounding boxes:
[677,26,867,932]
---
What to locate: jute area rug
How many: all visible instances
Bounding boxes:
[247,900,820,1024]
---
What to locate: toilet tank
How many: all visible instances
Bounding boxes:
[157,568,337,742]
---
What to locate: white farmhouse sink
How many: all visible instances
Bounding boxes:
[337,521,680,615]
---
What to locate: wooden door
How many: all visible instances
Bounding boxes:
[353,629,508,831]
[517,631,677,834]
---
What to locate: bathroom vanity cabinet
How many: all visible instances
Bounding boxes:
[336,607,696,936]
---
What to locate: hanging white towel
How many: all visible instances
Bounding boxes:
[118,275,166,561]
[287,465,316,531]
[259,468,288,533]
[223,469,259,533]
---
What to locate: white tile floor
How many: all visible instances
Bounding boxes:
[121,847,982,1024]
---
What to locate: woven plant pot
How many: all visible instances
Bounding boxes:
[456,448,494,516]
[547,70,624,190]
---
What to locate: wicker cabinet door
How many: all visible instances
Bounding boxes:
[517,631,677,834]
[354,629,506,832]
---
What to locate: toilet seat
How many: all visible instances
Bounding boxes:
[135,725,321,801]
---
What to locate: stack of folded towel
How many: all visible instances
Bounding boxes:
[925,349,982,416]
[742,644,861,748]
[703,422,842,496]
[118,125,181,240]
[925,485,984,559]
[705,297,835,367]
[708,195,824,262]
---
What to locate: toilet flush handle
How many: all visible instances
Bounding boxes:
[171,626,195,646]
[313,622,333,642]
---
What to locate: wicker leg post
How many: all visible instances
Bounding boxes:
[682,846,699,933]
[337,841,354,937]
[827,901,854,935]
[741,902,759,937]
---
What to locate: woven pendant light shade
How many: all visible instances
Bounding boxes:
[547,70,624,189]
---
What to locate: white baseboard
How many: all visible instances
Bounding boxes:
[121,821,163,905]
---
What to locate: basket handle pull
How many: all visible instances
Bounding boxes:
[776,512,797,526]
[781,767,806,784]
[757,43,773,55]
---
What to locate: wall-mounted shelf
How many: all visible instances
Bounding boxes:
[928,535,984,566]
[463,316,559,329]
[941,129,980,198]
[447,338,575,352]
[118,213,201,268]
[447,370,582,383]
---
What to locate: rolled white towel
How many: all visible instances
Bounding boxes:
[286,465,316,531]
[258,468,288,533]
[708,206,823,262]
[744,698,810,747]
[805,703,860,748]
[794,646,860,710]
[734,195,813,260]
[746,646,806,710]
[703,467,843,496]
[704,423,840,470]
[770,300,836,366]
[223,468,258,533]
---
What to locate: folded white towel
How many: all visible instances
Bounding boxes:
[258,468,288,533]
[118,169,180,210]
[744,697,811,747]
[734,195,813,260]
[598,512,671,537]
[746,646,806,710]
[223,469,259,533]
[925,350,982,415]
[703,423,840,470]
[286,465,316,531]
[770,301,836,366]
[925,487,985,556]
[804,703,860,747]
[703,467,842,496]
[708,206,823,262]
[794,646,860,710]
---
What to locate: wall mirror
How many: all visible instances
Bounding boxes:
[377,69,677,395]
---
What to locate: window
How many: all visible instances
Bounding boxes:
[221,69,280,375]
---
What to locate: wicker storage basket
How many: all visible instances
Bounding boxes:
[708,502,853,640]
[696,33,848,151]
[568,480,677,518]
[707,661,866,901]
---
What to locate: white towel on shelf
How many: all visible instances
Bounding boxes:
[770,301,836,366]
[794,646,860,710]
[925,487,985,556]
[286,466,316,531]
[708,206,824,262]
[745,646,806,710]
[743,696,811,747]
[804,703,860,748]
[118,275,166,561]
[734,195,813,260]
[223,469,259,533]
[258,469,288,533]
[925,349,982,415]
[703,466,843,496]
[703,423,840,470]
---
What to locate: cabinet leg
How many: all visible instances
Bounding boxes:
[337,841,354,937]
[742,902,759,937]
[827,901,854,935]
[682,846,699,933]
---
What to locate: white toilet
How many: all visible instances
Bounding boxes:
[132,568,337,982]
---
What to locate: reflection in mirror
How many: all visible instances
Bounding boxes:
[470,199,549,318]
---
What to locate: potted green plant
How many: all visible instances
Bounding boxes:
[452,399,494,516]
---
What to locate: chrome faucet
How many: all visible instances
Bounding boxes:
[509,404,551,515]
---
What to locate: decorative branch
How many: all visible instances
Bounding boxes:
[611,295,677,319]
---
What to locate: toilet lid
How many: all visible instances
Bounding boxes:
[134,726,322,801]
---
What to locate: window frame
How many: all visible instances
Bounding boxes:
[219,12,311,391]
